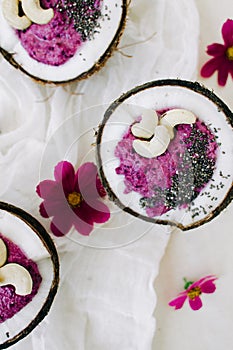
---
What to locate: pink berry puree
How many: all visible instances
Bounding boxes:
[17,0,103,66]
[17,0,82,66]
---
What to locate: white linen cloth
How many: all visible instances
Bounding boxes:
[153,1,233,349]
[0,0,199,349]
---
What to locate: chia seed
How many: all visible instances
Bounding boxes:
[140,123,216,212]
[56,0,103,41]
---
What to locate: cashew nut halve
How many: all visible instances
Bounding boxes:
[21,0,54,25]
[0,263,33,296]
[0,239,7,268]
[2,0,31,30]
[160,109,196,139]
[133,125,171,158]
[131,109,158,139]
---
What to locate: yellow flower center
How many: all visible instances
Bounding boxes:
[226,46,233,60]
[187,286,202,300]
[67,192,82,208]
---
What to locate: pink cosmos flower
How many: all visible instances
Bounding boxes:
[200,19,233,86]
[169,275,217,311]
[36,161,110,237]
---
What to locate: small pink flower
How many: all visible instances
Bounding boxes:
[200,19,233,86]
[169,275,217,311]
[36,161,110,237]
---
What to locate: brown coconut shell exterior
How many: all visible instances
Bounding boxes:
[0,0,128,85]
[96,79,233,231]
[0,201,59,349]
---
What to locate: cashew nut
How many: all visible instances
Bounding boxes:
[0,239,7,268]
[0,263,33,296]
[2,0,31,30]
[132,108,197,157]
[133,125,171,158]
[160,109,196,139]
[131,109,158,139]
[21,0,54,25]
[0,239,33,296]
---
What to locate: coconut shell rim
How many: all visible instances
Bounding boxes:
[96,78,233,231]
[0,201,59,349]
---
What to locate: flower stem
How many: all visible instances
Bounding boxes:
[183,277,194,290]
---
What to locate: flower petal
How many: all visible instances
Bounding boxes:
[75,162,101,200]
[189,275,216,289]
[206,43,225,56]
[200,56,225,78]
[50,212,73,237]
[71,200,110,235]
[50,222,67,237]
[72,214,94,236]
[222,19,233,47]
[200,280,217,294]
[76,200,110,225]
[36,180,57,199]
[218,61,231,86]
[189,296,202,311]
[39,196,70,218]
[169,295,187,310]
[199,275,217,284]
[89,201,110,223]
[39,202,50,218]
[54,161,75,194]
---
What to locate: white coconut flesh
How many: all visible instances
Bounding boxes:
[98,83,233,230]
[0,0,125,82]
[0,209,56,345]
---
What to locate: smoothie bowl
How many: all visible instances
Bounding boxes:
[0,0,127,83]
[0,202,59,348]
[96,80,233,231]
